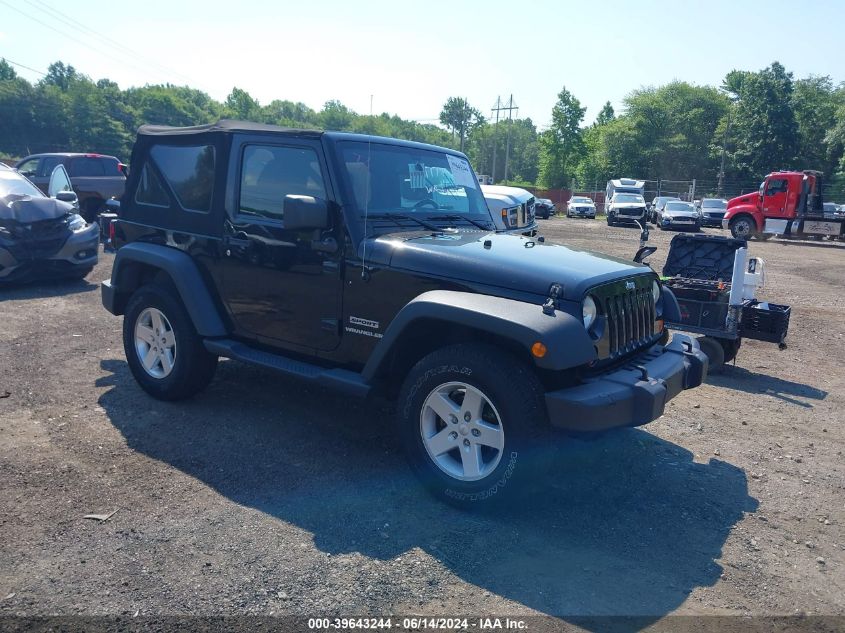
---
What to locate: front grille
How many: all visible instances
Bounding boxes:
[7,218,70,260]
[591,278,658,359]
[605,288,656,356]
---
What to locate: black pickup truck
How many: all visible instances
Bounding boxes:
[101,120,707,506]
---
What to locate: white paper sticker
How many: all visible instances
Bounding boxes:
[446,155,477,189]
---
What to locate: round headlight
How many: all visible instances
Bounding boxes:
[582,295,597,330]
[652,279,661,303]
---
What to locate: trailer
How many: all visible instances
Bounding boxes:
[637,231,791,369]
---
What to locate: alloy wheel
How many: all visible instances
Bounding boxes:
[134,307,176,379]
[419,382,505,481]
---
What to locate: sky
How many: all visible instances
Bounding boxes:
[1,0,844,129]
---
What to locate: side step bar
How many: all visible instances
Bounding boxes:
[204,339,371,398]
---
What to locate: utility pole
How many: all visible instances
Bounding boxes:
[718,105,733,197]
[490,96,501,182]
[690,179,696,202]
[498,94,518,183]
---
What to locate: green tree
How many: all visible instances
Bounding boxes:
[595,101,615,126]
[729,62,799,178]
[42,61,78,91]
[225,87,260,121]
[537,87,586,188]
[439,97,484,151]
[0,59,17,81]
[319,100,355,131]
[792,75,841,174]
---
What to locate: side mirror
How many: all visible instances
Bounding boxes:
[284,195,329,230]
[55,190,78,204]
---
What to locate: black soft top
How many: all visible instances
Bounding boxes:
[136,120,468,157]
[137,119,323,138]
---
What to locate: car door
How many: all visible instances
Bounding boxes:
[762,177,789,218]
[219,138,343,351]
[47,164,75,201]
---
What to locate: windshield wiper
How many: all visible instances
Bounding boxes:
[427,214,492,230]
[362,212,440,233]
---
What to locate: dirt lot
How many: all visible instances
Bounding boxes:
[1,218,843,627]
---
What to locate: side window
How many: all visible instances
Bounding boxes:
[47,164,73,197]
[149,145,215,212]
[99,157,122,175]
[39,156,64,178]
[766,178,787,195]
[16,158,39,177]
[69,158,107,177]
[238,145,326,220]
[134,163,170,207]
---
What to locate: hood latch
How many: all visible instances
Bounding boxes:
[542,283,563,315]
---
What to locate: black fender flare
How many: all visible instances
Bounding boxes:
[361,290,596,381]
[103,242,226,337]
[660,286,682,323]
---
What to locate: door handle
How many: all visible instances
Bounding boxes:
[224,235,251,248]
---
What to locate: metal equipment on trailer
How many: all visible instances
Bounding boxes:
[635,227,790,368]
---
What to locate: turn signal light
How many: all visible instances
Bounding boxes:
[531,342,547,358]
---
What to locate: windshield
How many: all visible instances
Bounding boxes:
[614,193,644,204]
[571,197,592,203]
[338,141,488,218]
[666,202,694,212]
[702,199,727,209]
[0,168,45,201]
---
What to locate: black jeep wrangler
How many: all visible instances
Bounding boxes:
[102,120,707,506]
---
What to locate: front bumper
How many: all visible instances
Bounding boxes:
[545,334,707,432]
[700,215,725,227]
[0,224,98,282]
[661,217,700,230]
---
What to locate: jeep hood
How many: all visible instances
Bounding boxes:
[363,231,651,300]
[0,196,75,223]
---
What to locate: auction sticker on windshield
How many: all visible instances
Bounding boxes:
[446,155,476,188]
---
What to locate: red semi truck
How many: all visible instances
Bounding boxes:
[723,170,844,241]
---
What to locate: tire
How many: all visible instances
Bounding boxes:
[607,218,615,227]
[730,216,756,240]
[719,338,741,364]
[71,266,93,280]
[697,336,725,373]
[81,198,104,223]
[397,343,550,508]
[123,283,218,401]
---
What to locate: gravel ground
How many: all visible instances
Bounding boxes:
[0,218,843,625]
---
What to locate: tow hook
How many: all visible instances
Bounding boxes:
[634,365,650,381]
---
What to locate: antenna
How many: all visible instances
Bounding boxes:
[361,95,374,279]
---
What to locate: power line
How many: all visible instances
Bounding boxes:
[0,0,197,88]
[0,0,155,79]
[1,56,46,76]
[26,0,195,85]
